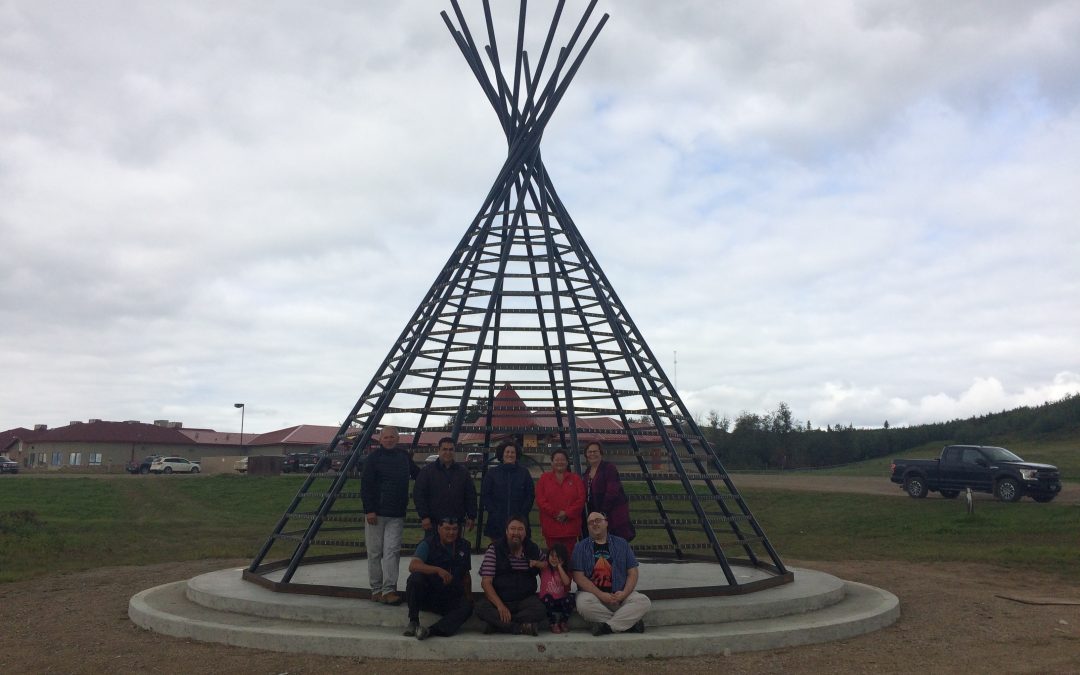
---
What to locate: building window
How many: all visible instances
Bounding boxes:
[88,453,102,466]
[69,452,82,466]
[51,452,63,466]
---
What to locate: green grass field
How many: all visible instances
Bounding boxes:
[2,474,1078,584]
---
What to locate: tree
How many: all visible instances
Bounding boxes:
[444,396,490,429]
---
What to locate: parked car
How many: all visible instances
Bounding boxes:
[149,456,201,474]
[126,455,163,475]
[0,456,19,474]
[890,445,1061,502]
[282,452,320,474]
[330,451,364,474]
[234,457,248,473]
[424,453,439,464]
[466,452,486,478]
[464,452,528,477]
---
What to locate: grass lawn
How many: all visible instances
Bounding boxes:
[2,474,1078,584]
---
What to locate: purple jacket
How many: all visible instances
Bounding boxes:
[582,460,635,541]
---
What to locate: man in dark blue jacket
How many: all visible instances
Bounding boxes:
[414,437,477,532]
[361,426,419,605]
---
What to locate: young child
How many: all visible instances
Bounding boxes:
[538,543,574,633]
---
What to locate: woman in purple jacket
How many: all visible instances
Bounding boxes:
[580,441,635,541]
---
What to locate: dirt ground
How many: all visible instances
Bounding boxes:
[1,556,1078,675]
[3,474,1079,674]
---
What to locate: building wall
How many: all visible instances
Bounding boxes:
[22,441,240,471]
[4,440,27,466]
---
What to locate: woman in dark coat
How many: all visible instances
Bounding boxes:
[481,441,535,540]
[581,441,635,541]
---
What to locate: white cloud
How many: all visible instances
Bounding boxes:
[2,1,1079,433]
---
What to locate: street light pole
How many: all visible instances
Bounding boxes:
[234,403,245,452]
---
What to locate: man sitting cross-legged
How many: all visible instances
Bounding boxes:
[403,517,474,640]
[571,511,652,636]
[474,515,547,635]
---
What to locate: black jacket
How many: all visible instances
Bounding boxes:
[481,463,534,538]
[361,447,419,517]
[414,460,477,523]
[490,537,541,602]
[417,532,473,587]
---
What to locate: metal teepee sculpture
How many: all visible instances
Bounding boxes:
[247,0,789,596]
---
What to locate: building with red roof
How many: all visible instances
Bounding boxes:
[2,384,665,472]
[12,419,240,471]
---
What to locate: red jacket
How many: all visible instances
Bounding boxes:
[535,470,586,540]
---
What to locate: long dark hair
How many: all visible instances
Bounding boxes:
[547,542,570,566]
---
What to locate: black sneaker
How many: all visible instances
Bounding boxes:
[403,621,419,637]
[518,622,538,636]
[482,623,497,635]
[630,619,646,634]
[416,625,431,641]
[591,622,612,637]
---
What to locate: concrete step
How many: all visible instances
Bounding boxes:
[186,563,846,628]
[131,576,898,660]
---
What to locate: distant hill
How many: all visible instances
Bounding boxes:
[705,393,1080,470]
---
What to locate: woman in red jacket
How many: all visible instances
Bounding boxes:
[535,448,585,554]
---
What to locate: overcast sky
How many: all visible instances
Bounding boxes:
[3,0,1078,435]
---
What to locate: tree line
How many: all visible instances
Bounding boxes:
[697,393,1080,470]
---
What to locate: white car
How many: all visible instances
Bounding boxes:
[150,456,201,474]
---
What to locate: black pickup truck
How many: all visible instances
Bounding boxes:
[890,445,1061,503]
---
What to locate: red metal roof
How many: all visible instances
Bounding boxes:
[29,420,197,445]
[0,427,44,451]
[179,428,248,445]
[489,384,541,428]
[245,425,338,446]
[453,384,664,444]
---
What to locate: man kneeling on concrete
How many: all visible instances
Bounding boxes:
[475,515,547,635]
[403,517,474,640]
[571,511,651,636]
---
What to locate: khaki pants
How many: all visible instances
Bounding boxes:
[365,516,404,595]
[575,590,651,632]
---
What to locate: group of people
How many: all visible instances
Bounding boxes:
[360,426,649,640]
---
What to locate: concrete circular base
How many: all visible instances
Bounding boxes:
[129,559,899,660]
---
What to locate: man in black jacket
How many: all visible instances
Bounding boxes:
[474,515,546,635]
[414,437,477,532]
[361,426,419,605]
